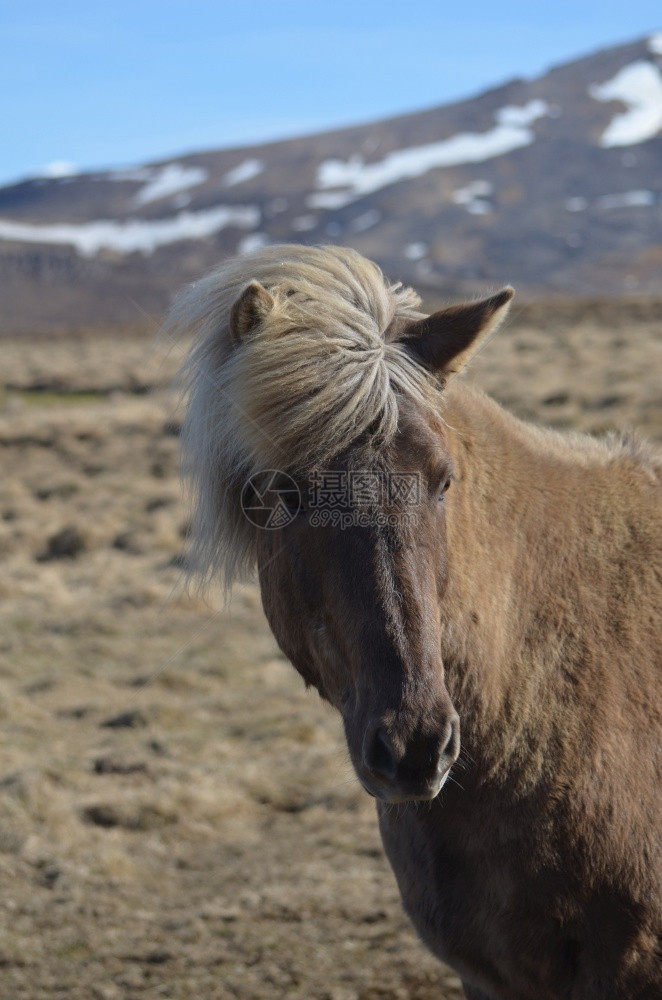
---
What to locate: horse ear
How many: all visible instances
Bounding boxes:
[230,281,275,345]
[400,287,514,376]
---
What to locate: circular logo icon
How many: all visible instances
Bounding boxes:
[240,470,301,530]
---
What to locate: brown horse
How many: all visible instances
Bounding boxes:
[172,245,662,1000]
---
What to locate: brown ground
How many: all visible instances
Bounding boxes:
[0,302,660,1000]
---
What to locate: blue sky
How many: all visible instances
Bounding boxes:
[1,1,660,187]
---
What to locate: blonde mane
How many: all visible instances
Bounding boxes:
[170,244,439,589]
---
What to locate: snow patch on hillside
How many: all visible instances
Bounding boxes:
[312,100,549,205]
[238,232,268,253]
[565,190,657,211]
[224,159,264,186]
[596,190,656,209]
[307,189,356,210]
[0,205,260,256]
[452,180,493,214]
[41,161,79,179]
[648,33,662,55]
[134,164,208,205]
[404,242,428,260]
[349,210,381,232]
[590,62,662,146]
[496,102,549,127]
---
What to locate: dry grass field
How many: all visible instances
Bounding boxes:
[0,299,660,1000]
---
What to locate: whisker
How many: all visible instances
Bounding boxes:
[447,774,466,793]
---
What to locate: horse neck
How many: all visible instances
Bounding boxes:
[438,382,643,784]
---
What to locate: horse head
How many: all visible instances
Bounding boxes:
[177,245,512,803]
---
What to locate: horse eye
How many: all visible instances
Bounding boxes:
[438,477,452,500]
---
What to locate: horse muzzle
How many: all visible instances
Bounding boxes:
[357,713,460,804]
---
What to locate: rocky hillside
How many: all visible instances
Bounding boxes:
[1,33,661,333]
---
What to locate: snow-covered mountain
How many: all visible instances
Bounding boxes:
[1,33,661,333]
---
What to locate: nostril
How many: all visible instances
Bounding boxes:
[364,726,397,781]
[441,716,460,765]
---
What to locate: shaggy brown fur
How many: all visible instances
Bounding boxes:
[175,245,662,1000]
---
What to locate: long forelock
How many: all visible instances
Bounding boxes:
[171,244,440,590]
